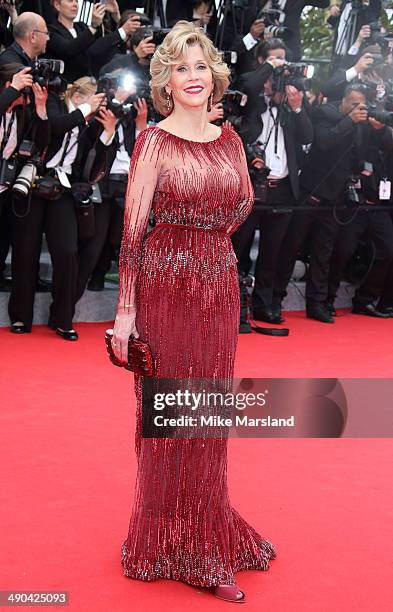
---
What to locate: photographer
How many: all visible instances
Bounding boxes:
[275,83,393,323]
[240,0,330,62]
[79,71,148,293]
[0,63,48,216]
[46,0,140,82]
[87,8,143,77]
[329,0,381,69]
[327,96,393,318]
[231,38,313,324]
[0,11,49,67]
[8,76,116,340]
[143,0,194,27]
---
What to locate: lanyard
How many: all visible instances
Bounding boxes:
[259,104,280,155]
[58,129,74,168]
[0,111,16,157]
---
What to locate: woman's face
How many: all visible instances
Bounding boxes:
[166,44,213,112]
[55,0,79,21]
[72,89,96,108]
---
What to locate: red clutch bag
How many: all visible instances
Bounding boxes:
[105,329,155,377]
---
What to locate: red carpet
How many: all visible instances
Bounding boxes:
[1,311,392,611]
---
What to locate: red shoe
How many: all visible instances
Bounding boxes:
[213,584,246,603]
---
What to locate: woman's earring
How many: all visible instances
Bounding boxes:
[166,92,172,113]
[207,91,214,112]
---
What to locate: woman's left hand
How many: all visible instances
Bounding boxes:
[97,108,117,140]
[32,82,48,119]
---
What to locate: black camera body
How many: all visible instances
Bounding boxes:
[31,59,67,93]
[271,62,311,93]
[257,0,290,40]
[142,26,171,46]
[246,143,271,203]
[367,104,393,127]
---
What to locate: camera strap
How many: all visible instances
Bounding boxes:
[0,111,16,157]
[57,130,74,169]
[260,104,280,154]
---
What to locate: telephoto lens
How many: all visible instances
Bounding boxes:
[12,162,37,198]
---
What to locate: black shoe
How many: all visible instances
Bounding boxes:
[352,303,390,318]
[326,300,337,317]
[253,308,283,324]
[10,322,30,334]
[306,303,334,323]
[56,328,79,341]
[87,275,105,291]
[377,306,393,317]
[271,297,285,323]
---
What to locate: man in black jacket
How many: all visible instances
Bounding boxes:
[231,38,313,324]
[276,83,393,322]
[143,0,194,26]
[0,11,49,67]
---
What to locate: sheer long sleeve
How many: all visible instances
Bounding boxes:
[117,127,162,315]
[226,130,255,236]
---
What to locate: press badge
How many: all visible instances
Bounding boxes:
[379,180,391,201]
[56,168,71,188]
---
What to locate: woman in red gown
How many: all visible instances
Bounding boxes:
[112,21,276,603]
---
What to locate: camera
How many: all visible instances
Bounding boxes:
[367,104,393,127]
[271,62,314,93]
[97,75,137,119]
[219,89,246,127]
[257,0,290,41]
[246,143,271,203]
[142,26,171,46]
[12,161,37,198]
[31,59,67,93]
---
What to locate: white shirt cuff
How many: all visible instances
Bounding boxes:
[100,130,115,145]
[118,27,127,41]
[348,43,360,55]
[78,103,92,118]
[346,67,358,82]
[242,32,258,52]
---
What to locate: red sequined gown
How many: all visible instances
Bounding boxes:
[118,125,276,586]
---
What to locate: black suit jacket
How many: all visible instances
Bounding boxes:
[0,86,50,164]
[238,61,313,199]
[0,41,34,68]
[144,0,194,26]
[300,101,393,200]
[45,92,112,184]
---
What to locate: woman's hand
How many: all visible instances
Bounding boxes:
[88,92,107,114]
[11,67,33,91]
[91,3,106,28]
[32,82,48,119]
[96,108,117,140]
[112,311,139,362]
[134,97,148,131]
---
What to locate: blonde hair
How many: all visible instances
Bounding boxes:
[64,76,96,108]
[150,21,230,117]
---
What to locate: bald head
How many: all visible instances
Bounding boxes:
[13,12,45,41]
[12,12,48,58]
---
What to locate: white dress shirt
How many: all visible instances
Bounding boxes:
[257,100,288,180]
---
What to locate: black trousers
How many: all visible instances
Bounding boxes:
[328,209,393,306]
[9,192,79,331]
[76,196,124,302]
[0,191,12,276]
[276,195,342,304]
[231,177,294,311]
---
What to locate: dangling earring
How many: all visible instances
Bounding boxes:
[166,92,172,113]
[207,91,214,112]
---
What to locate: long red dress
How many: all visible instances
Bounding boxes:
[117,124,276,587]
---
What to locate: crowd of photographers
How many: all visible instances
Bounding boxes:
[0,0,393,340]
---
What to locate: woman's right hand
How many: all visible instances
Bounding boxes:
[112,311,139,362]
[11,67,33,91]
[91,3,106,28]
[88,92,107,114]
